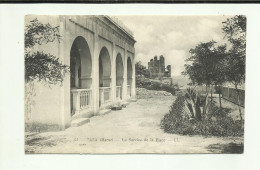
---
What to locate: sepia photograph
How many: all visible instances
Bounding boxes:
[24,15,246,154]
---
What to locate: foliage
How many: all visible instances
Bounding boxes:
[163,15,247,135]
[136,78,178,95]
[182,41,229,109]
[222,15,246,86]
[182,16,246,111]
[135,61,178,95]
[222,15,246,52]
[135,61,150,78]
[182,41,217,86]
[25,18,69,84]
[222,15,246,121]
[25,18,69,130]
[182,41,228,86]
[25,51,69,84]
[184,88,202,120]
[25,18,61,49]
[161,94,243,137]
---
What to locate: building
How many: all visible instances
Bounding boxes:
[148,55,171,78]
[25,15,136,130]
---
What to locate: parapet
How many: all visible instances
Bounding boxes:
[160,55,164,60]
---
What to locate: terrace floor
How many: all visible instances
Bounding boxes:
[25,89,243,154]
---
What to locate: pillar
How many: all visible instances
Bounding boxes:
[58,16,72,129]
[131,54,136,99]
[111,43,117,103]
[92,32,99,115]
[122,48,128,101]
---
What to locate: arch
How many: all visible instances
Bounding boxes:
[99,47,111,87]
[116,53,124,99]
[116,53,124,85]
[70,36,92,89]
[70,36,92,116]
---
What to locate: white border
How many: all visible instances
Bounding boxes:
[0,4,260,170]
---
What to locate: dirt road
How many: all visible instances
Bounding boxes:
[25,89,243,154]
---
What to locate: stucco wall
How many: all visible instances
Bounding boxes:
[25,15,136,131]
[25,16,64,130]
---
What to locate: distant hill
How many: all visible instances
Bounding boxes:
[171,76,190,87]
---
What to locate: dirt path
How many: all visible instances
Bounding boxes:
[25,89,243,154]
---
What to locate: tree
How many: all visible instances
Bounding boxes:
[182,41,228,115]
[222,15,246,121]
[135,61,149,78]
[212,45,228,111]
[182,41,217,86]
[182,41,217,114]
[25,18,69,127]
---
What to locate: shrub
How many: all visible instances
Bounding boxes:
[161,94,244,137]
[136,77,178,95]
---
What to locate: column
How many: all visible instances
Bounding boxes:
[131,53,136,99]
[122,48,128,101]
[71,90,81,114]
[111,43,117,103]
[92,32,99,114]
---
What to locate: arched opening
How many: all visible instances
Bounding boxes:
[99,47,111,106]
[116,53,124,100]
[70,36,92,89]
[70,36,92,116]
[127,57,133,97]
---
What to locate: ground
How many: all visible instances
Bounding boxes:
[25,88,244,154]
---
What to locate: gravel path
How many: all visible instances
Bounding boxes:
[25,88,243,154]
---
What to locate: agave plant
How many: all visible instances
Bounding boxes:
[184,88,203,121]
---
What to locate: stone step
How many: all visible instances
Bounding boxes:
[71,111,94,120]
[71,118,90,127]
[98,109,112,115]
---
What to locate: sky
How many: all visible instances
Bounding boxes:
[116,15,231,76]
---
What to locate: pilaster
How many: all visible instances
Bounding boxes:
[132,54,136,99]
[111,42,117,103]
[122,48,128,101]
[58,17,66,130]
[92,32,99,114]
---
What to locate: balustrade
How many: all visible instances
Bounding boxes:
[99,87,111,107]
[71,89,92,115]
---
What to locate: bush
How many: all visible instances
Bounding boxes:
[136,77,178,95]
[161,95,244,137]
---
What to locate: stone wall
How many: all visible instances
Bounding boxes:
[148,55,171,78]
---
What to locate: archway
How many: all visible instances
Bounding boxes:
[70,36,92,89]
[116,53,124,99]
[127,57,133,97]
[70,36,92,115]
[99,47,111,106]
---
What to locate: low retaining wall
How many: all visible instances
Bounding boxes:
[221,86,245,107]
